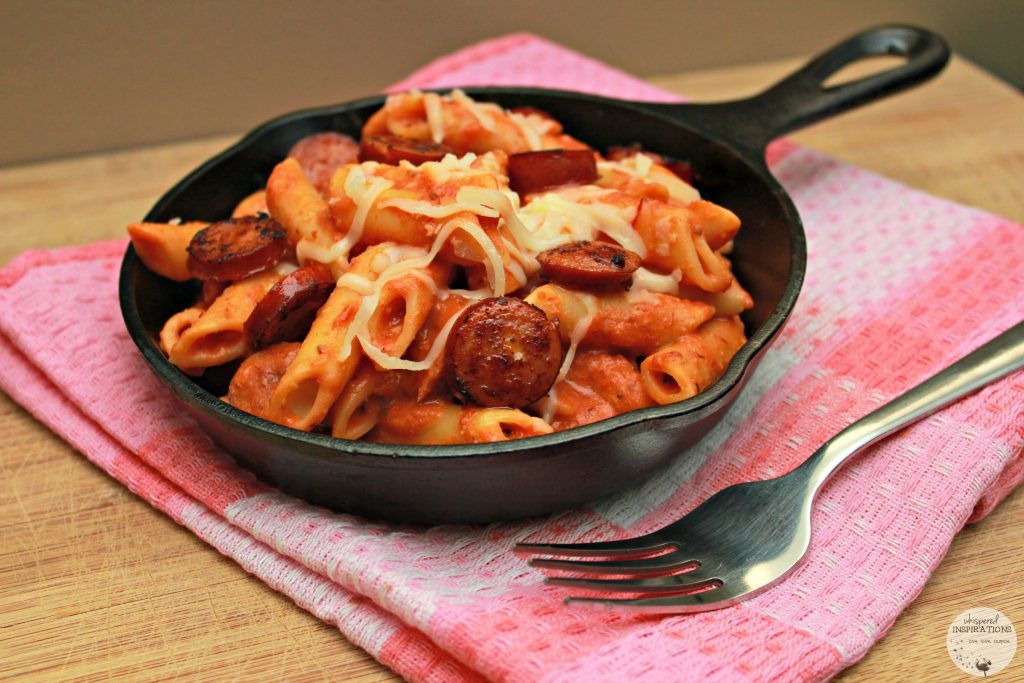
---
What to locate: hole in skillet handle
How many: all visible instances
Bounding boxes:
[634,24,950,158]
[821,54,909,89]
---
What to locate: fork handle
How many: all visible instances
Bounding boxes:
[796,320,1024,491]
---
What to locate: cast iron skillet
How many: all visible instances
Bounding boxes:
[120,25,949,524]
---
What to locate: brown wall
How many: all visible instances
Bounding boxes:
[2,0,1021,167]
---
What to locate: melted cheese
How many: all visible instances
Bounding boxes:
[500,234,540,279]
[445,287,492,300]
[565,378,599,400]
[296,238,347,267]
[423,92,445,143]
[357,299,471,371]
[597,156,701,203]
[631,267,682,295]
[533,292,599,425]
[451,89,497,132]
[455,186,564,252]
[555,292,598,384]
[296,166,391,268]
[412,152,497,185]
[442,216,507,297]
[535,386,559,425]
[335,215,509,365]
[378,196,499,219]
[519,190,646,257]
[337,272,375,295]
[634,152,653,178]
[272,261,300,276]
[508,112,543,151]
[341,170,393,254]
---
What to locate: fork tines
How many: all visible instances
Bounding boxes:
[515,540,725,611]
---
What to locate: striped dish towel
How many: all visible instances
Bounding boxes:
[1,34,1022,682]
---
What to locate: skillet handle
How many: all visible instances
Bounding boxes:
[654,25,950,154]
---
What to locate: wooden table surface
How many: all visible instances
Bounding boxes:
[2,54,1022,682]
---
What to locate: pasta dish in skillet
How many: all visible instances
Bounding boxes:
[128,89,751,444]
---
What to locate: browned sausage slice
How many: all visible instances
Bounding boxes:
[449,297,561,408]
[187,216,288,281]
[359,135,454,165]
[288,132,360,193]
[537,241,641,290]
[507,149,598,195]
[244,262,335,350]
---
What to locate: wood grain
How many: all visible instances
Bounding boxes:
[1,55,1022,682]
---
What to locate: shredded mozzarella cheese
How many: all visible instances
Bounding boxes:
[451,89,497,132]
[508,112,543,151]
[335,214,511,365]
[378,196,499,219]
[455,186,565,252]
[296,238,347,267]
[631,267,682,295]
[357,300,472,371]
[423,92,445,143]
[535,386,559,424]
[519,191,646,257]
[342,173,393,255]
[555,292,598,384]
[634,152,654,178]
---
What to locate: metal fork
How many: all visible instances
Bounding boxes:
[515,321,1024,613]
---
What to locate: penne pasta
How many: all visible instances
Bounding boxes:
[363,266,442,364]
[224,342,301,420]
[370,399,551,444]
[167,270,281,369]
[159,306,205,357]
[268,243,397,431]
[370,400,465,444]
[266,157,342,256]
[461,407,554,442]
[330,360,392,439]
[232,189,268,217]
[567,349,653,415]
[679,276,754,317]
[525,284,715,355]
[595,155,700,205]
[640,316,747,405]
[632,197,739,293]
[128,221,206,282]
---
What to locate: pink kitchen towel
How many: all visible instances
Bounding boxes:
[2,34,1023,682]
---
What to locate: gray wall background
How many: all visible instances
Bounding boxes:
[2,0,1021,167]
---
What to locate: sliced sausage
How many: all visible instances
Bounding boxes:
[199,279,228,307]
[287,132,360,193]
[507,149,598,195]
[607,145,694,184]
[244,262,335,350]
[186,215,288,281]
[537,241,641,290]
[449,297,561,408]
[359,134,454,165]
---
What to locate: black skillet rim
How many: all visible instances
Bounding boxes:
[118,86,807,460]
